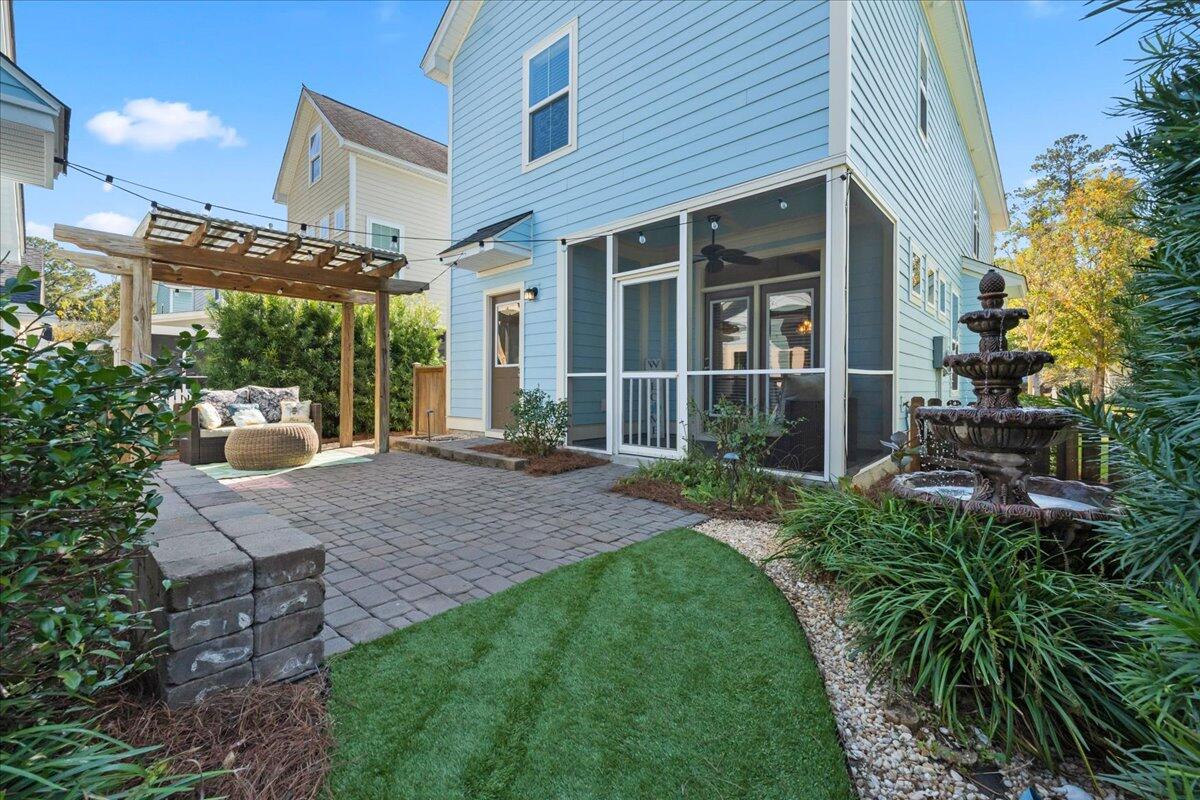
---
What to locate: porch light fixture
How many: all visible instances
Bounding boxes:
[524,286,539,302]
[778,198,788,210]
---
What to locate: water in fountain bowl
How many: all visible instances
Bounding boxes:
[891,470,1119,525]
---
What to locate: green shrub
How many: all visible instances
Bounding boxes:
[204,292,442,438]
[777,487,1126,767]
[504,387,569,456]
[0,269,207,795]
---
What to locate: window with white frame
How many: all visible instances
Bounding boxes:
[369,218,404,253]
[909,244,925,305]
[308,127,322,184]
[333,205,345,235]
[523,20,576,169]
[918,39,930,139]
[938,271,949,319]
[925,262,938,312]
[318,215,329,239]
[972,190,982,258]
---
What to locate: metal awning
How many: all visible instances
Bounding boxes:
[438,211,533,272]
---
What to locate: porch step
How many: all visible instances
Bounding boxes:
[394,436,528,471]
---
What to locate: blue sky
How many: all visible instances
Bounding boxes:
[16,0,1141,250]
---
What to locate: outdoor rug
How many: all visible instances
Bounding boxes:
[196,447,372,483]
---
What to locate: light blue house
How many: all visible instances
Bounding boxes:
[421,0,1018,480]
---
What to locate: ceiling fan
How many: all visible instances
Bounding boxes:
[695,214,761,273]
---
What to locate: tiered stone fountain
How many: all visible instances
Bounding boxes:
[892,269,1117,527]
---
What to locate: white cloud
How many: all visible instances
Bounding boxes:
[86,98,244,151]
[78,212,139,236]
[26,221,53,239]
[1025,0,1062,18]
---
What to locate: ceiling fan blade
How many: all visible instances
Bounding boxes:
[700,243,724,258]
[723,253,762,265]
[705,258,724,274]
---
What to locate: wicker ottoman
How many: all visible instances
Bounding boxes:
[225,423,320,470]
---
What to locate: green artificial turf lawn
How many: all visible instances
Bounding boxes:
[328,529,853,800]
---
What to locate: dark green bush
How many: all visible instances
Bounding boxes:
[777,488,1126,767]
[503,387,568,456]
[0,269,207,795]
[204,292,442,438]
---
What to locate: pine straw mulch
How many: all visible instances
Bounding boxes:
[97,674,331,800]
[611,475,800,522]
[470,442,610,476]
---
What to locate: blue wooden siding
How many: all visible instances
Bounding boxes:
[448,0,831,418]
[848,0,994,418]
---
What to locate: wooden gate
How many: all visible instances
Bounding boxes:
[412,364,447,437]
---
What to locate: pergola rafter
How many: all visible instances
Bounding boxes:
[51,206,424,453]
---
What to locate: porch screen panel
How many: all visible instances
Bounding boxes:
[615,218,679,273]
[846,181,895,472]
[686,177,827,476]
[566,237,607,450]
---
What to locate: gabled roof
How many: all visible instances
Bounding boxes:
[421,0,483,85]
[0,52,70,179]
[273,87,447,203]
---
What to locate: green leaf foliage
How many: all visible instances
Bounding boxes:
[503,387,568,456]
[202,292,442,438]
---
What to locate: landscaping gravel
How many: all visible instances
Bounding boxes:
[697,519,1122,800]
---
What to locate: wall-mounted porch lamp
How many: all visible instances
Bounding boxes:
[524,286,539,302]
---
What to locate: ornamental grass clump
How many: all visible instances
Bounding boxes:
[777,488,1127,769]
[0,269,211,796]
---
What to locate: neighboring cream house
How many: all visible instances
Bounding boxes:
[0,0,69,332]
[272,87,450,320]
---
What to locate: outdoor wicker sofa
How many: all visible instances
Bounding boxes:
[177,403,322,465]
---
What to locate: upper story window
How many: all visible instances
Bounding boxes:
[972,189,982,258]
[369,217,404,254]
[522,20,577,171]
[918,39,930,140]
[308,126,322,184]
[909,244,925,305]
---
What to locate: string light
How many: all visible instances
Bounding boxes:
[637,230,646,244]
[778,198,788,210]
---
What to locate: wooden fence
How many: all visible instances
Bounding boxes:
[905,396,1111,484]
[412,364,447,438]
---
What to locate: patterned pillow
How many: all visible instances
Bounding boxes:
[231,407,267,427]
[198,389,247,426]
[280,399,312,423]
[194,402,223,430]
[245,386,300,423]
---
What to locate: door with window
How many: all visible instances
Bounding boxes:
[489,293,521,432]
[617,274,678,454]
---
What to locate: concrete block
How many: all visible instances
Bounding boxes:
[253,637,322,682]
[176,486,243,507]
[162,662,253,709]
[198,501,264,523]
[238,529,324,588]
[214,513,293,538]
[254,607,323,655]
[150,515,214,541]
[161,629,253,685]
[149,530,236,563]
[146,547,253,611]
[164,595,253,650]
[254,578,324,623]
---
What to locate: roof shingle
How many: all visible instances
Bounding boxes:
[306,89,447,174]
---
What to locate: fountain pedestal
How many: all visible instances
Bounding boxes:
[892,270,1118,527]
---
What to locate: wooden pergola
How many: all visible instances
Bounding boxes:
[54,206,428,454]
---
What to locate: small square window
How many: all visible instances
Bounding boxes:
[369,219,404,253]
[925,264,937,312]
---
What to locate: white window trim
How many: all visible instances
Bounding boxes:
[366,216,406,254]
[521,18,578,173]
[937,270,949,320]
[318,215,330,239]
[333,205,346,236]
[917,37,930,143]
[925,262,938,314]
[308,125,322,185]
[972,188,982,259]
[909,242,925,305]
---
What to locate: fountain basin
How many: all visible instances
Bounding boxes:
[891,470,1119,526]
[915,406,1074,453]
[943,350,1056,381]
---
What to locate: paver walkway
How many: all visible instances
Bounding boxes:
[229,449,706,654]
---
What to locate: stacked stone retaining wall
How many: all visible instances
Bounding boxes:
[136,460,325,707]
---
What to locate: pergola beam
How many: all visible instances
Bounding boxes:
[152,263,373,305]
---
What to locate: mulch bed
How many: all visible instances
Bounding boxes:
[470,442,610,476]
[97,675,331,800]
[612,475,798,522]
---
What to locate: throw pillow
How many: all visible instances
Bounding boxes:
[198,389,246,426]
[280,399,312,423]
[232,407,267,427]
[245,385,300,423]
[194,402,223,430]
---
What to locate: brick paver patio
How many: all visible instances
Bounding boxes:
[228,448,706,654]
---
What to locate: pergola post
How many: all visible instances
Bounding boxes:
[374,290,390,454]
[118,273,133,366]
[340,302,354,448]
[129,257,153,364]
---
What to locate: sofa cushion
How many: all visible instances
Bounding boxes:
[245,386,300,423]
[195,402,223,430]
[199,389,248,426]
[280,399,311,423]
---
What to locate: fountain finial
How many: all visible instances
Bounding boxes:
[979,268,1006,310]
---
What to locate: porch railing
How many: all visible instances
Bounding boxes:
[621,375,676,450]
